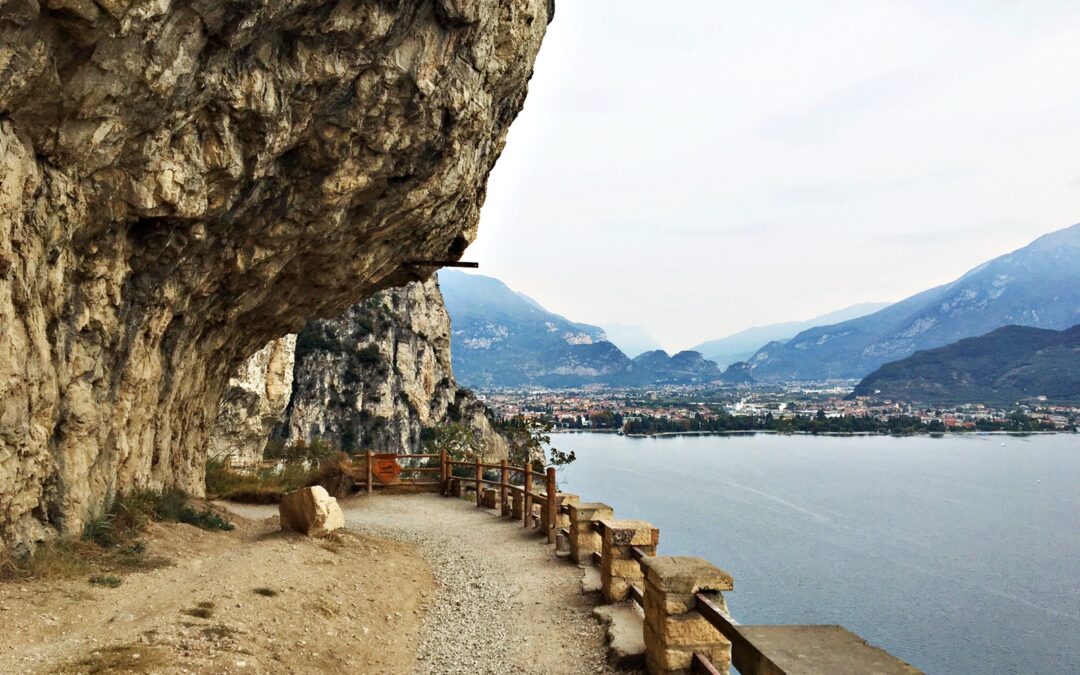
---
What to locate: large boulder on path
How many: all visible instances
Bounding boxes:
[279,487,345,538]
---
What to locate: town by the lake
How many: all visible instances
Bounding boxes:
[477,385,1080,435]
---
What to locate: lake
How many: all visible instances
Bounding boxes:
[556,432,1080,674]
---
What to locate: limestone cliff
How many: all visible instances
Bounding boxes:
[208,334,296,465]
[279,279,508,460]
[0,0,548,547]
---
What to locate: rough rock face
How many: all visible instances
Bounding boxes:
[208,334,296,465]
[278,485,344,538]
[279,278,509,460]
[0,0,548,547]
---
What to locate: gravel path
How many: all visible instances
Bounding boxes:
[341,493,617,675]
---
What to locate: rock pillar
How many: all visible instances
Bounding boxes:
[639,556,734,674]
[568,502,613,564]
[600,519,659,603]
[554,493,579,553]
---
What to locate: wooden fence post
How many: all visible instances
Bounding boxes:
[523,464,532,528]
[475,457,482,508]
[546,467,557,544]
[500,460,509,517]
[440,449,448,495]
[366,449,372,494]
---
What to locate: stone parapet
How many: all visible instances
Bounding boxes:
[639,556,733,674]
[556,492,580,529]
[554,493,580,554]
[599,519,659,603]
[568,502,614,565]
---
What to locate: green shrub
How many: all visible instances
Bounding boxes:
[355,344,382,366]
[87,489,233,545]
[206,453,359,502]
[206,458,313,503]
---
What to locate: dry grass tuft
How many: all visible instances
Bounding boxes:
[0,539,95,582]
[206,452,362,503]
[56,644,166,674]
[182,601,216,619]
[2,489,229,586]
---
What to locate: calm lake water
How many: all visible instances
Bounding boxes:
[556,432,1080,675]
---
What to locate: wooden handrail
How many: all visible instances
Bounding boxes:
[691,653,725,675]
[694,592,787,675]
[523,464,533,530]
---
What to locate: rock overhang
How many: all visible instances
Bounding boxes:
[0,0,549,547]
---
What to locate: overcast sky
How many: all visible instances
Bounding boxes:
[465,0,1080,352]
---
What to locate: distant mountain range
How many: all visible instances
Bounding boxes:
[744,223,1080,382]
[599,324,665,358]
[850,324,1080,405]
[439,271,744,388]
[691,302,892,367]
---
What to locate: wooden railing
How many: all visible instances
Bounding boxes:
[692,592,785,675]
[445,457,560,542]
[346,451,444,492]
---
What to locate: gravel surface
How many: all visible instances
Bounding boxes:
[342,493,619,674]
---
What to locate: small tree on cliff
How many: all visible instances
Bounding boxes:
[498,416,575,471]
[423,422,482,478]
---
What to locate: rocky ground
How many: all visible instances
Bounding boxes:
[2,493,625,674]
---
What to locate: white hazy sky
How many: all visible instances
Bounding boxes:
[466,0,1080,352]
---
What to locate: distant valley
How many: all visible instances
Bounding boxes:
[441,223,1080,403]
[691,302,891,367]
[439,271,743,388]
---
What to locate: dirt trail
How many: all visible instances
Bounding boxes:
[349,494,614,674]
[229,493,617,674]
[2,494,617,674]
[0,514,433,674]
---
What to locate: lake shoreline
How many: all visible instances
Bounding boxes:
[553,428,1070,439]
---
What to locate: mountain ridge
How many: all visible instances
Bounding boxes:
[744,223,1080,382]
[850,324,1080,405]
[692,302,892,367]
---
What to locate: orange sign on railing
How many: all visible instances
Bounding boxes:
[371,454,403,485]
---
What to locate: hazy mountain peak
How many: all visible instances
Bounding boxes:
[439,272,747,388]
[600,323,664,358]
[747,223,1080,382]
[692,302,892,367]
